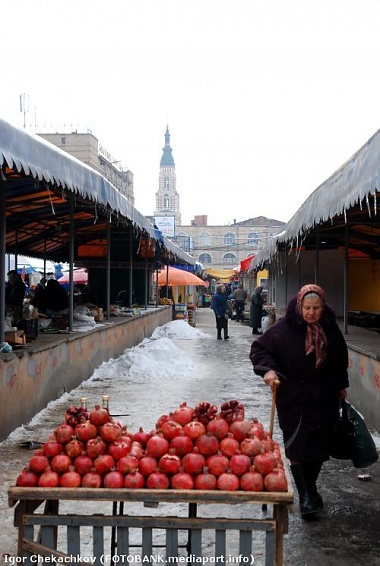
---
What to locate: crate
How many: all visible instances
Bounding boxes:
[4,330,26,345]
[8,484,294,565]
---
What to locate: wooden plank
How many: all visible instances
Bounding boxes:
[215,529,226,558]
[67,525,81,555]
[23,513,277,532]
[141,527,153,561]
[166,528,179,558]
[8,487,294,506]
[93,526,104,566]
[265,531,277,566]
[239,529,252,556]
[116,526,130,555]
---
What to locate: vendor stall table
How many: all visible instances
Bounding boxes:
[8,484,294,566]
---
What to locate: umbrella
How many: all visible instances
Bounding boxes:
[58,268,88,285]
[154,266,206,287]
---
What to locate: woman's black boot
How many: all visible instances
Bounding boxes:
[305,462,324,509]
[290,464,319,516]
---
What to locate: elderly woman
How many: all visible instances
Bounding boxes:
[250,284,349,517]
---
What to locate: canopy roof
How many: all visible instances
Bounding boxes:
[154,265,206,287]
[205,268,236,281]
[251,128,380,269]
[0,118,194,266]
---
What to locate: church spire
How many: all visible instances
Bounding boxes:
[160,125,175,167]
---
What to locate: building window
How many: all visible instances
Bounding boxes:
[176,233,191,252]
[61,137,66,145]
[199,253,212,264]
[247,232,260,247]
[224,232,236,246]
[164,196,169,208]
[223,253,237,265]
[199,232,212,246]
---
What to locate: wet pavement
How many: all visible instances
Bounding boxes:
[1,307,380,565]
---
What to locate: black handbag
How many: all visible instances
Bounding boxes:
[346,401,379,468]
[330,399,379,468]
[329,399,355,460]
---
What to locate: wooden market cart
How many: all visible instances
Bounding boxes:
[8,482,294,566]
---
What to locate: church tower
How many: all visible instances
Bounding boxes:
[154,126,181,229]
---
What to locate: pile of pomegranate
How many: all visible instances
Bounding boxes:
[16,399,288,492]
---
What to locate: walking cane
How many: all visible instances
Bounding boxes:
[269,379,280,438]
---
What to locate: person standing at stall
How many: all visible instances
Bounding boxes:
[250,286,264,334]
[211,284,231,340]
[234,284,247,323]
[249,284,349,517]
[5,270,26,325]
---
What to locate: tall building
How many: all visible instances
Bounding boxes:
[154,126,181,230]
[38,131,134,204]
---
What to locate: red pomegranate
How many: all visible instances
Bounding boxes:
[74,453,93,475]
[50,454,72,474]
[124,470,145,489]
[229,419,252,442]
[75,421,97,442]
[172,402,194,426]
[38,467,60,487]
[54,423,75,444]
[264,469,288,492]
[171,472,194,490]
[219,435,240,457]
[28,454,49,474]
[117,455,139,474]
[43,440,63,458]
[89,404,111,426]
[108,440,132,461]
[184,421,206,440]
[253,452,276,476]
[240,437,263,458]
[16,468,39,487]
[195,468,217,490]
[207,417,229,440]
[195,433,220,457]
[160,419,183,440]
[146,435,170,459]
[60,467,82,488]
[206,454,229,476]
[217,472,240,491]
[93,454,115,475]
[170,433,194,457]
[100,422,122,443]
[138,456,158,477]
[146,471,170,489]
[65,438,84,458]
[103,470,124,489]
[240,470,264,492]
[86,437,107,459]
[181,451,206,475]
[159,452,182,475]
[132,427,150,447]
[81,470,102,488]
[129,441,144,459]
[229,454,251,477]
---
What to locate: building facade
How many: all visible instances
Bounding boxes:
[174,215,285,269]
[38,132,134,204]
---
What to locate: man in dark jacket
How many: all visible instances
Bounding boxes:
[211,284,231,340]
[233,284,247,322]
[5,270,26,324]
[250,284,349,517]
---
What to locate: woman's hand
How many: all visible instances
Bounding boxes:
[264,370,280,390]
[339,388,348,399]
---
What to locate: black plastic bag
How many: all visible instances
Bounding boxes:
[346,401,379,468]
[330,400,379,468]
[329,399,355,460]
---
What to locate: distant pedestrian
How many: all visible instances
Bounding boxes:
[211,284,232,340]
[250,286,264,334]
[233,284,247,322]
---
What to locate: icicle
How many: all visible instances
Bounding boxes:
[374,191,377,216]
[93,204,98,225]
[366,195,371,218]
[344,208,347,223]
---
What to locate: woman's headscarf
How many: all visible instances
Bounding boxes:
[296,284,327,369]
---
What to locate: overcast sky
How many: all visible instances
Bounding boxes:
[2,0,380,226]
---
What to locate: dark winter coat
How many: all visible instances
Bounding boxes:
[250,296,349,437]
[211,291,229,317]
[249,291,263,329]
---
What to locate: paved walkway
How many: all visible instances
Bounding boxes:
[1,308,379,565]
